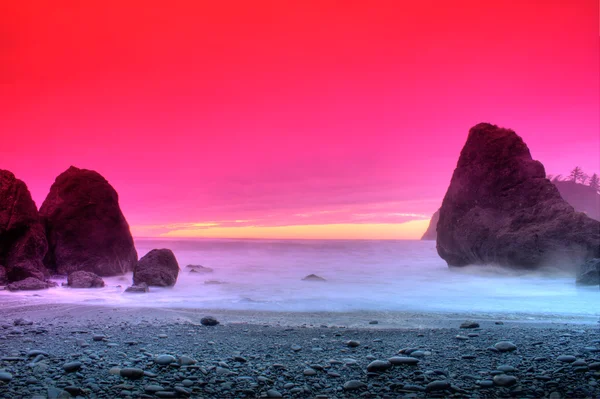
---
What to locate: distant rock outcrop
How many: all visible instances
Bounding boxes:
[302,274,326,282]
[133,249,179,287]
[67,271,105,288]
[576,259,599,286]
[186,264,213,273]
[436,123,600,269]
[0,170,48,283]
[39,166,137,277]
[420,210,439,240]
[553,181,600,221]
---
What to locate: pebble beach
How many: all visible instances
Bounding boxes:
[0,303,599,399]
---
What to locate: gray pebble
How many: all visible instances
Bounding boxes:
[493,374,518,387]
[62,361,82,373]
[494,341,517,352]
[343,380,366,391]
[366,360,392,372]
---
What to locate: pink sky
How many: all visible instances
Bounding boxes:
[1,0,599,238]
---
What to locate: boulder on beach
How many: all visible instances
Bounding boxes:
[186,264,213,273]
[39,166,137,277]
[420,209,439,241]
[576,258,600,286]
[124,282,149,293]
[302,274,326,282]
[436,123,600,269]
[0,170,49,283]
[7,277,56,291]
[133,249,179,287]
[67,271,105,288]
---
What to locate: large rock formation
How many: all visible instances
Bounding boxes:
[422,181,600,241]
[39,166,137,276]
[0,170,48,283]
[420,209,439,240]
[436,123,600,269]
[133,249,179,287]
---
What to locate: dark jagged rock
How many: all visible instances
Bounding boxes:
[200,316,219,326]
[133,249,179,287]
[0,170,48,283]
[6,277,55,291]
[67,271,105,288]
[576,258,600,286]
[437,123,600,269]
[421,209,440,240]
[302,274,326,282]
[124,282,149,293]
[39,166,137,277]
[0,266,6,285]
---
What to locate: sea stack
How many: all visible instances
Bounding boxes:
[436,123,600,269]
[39,166,137,276]
[0,170,48,284]
[420,209,439,240]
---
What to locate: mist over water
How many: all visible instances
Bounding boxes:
[2,239,598,318]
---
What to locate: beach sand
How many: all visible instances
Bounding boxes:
[0,302,599,398]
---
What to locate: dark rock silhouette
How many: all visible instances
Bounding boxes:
[576,259,599,286]
[302,274,326,282]
[437,123,600,269]
[125,282,149,293]
[0,170,48,283]
[67,271,105,288]
[553,181,600,221]
[133,249,179,287]
[39,166,137,276]
[420,210,439,240]
[186,264,213,273]
[423,181,600,241]
[7,277,56,291]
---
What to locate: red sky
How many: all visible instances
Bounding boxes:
[1,0,599,239]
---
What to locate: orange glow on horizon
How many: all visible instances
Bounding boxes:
[131,219,431,240]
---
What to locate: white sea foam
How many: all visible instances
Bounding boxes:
[1,239,598,318]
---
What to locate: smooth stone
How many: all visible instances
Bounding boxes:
[266,389,283,398]
[200,316,219,326]
[494,341,517,352]
[366,360,392,372]
[460,321,480,329]
[478,380,494,388]
[346,340,360,347]
[303,368,317,376]
[144,385,165,393]
[388,356,419,365]
[155,355,176,365]
[155,392,178,399]
[343,380,366,391]
[63,361,82,372]
[369,320,378,324]
[120,368,145,379]
[27,350,49,357]
[178,355,197,366]
[291,344,302,352]
[493,374,518,387]
[426,380,450,392]
[0,372,13,382]
[557,355,576,363]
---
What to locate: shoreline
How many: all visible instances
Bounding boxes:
[1,302,599,330]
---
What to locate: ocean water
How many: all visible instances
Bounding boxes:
[2,239,598,318]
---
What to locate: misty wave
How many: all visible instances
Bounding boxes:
[1,239,598,319]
